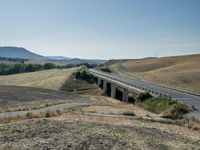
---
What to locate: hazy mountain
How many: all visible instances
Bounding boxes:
[0,46,106,65]
[46,56,72,60]
[54,58,107,65]
[0,47,47,60]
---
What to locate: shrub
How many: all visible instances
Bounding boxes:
[26,112,39,119]
[74,69,94,83]
[136,92,152,102]
[26,112,33,118]
[122,111,135,116]
[100,67,111,73]
[162,103,191,119]
[45,110,51,118]
[44,110,59,118]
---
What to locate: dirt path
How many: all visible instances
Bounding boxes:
[0,103,90,118]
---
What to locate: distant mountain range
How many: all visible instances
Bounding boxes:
[46,56,72,60]
[0,47,106,65]
[0,47,46,60]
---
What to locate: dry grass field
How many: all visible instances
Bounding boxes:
[0,97,200,150]
[0,85,199,149]
[0,68,77,90]
[107,54,200,93]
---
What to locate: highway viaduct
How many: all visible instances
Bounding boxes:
[88,69,200,121]
[89,69,166,102]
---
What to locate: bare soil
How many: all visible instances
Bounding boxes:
[0,86,200,149]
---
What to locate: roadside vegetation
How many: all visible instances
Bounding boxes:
[132,92,192,119]
[98,67,112,73]
[74,67,94,83]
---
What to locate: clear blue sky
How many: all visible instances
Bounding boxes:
[0,0,200,59]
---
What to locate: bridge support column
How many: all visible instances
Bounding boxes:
[97,78,101,86]
[111,84,116,99]
[123,89,129,102]
[103,80,107,93]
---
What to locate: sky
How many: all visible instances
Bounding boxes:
[0,0,200,59]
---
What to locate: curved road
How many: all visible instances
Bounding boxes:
[89,69,200,120]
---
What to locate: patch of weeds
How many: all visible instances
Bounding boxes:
[26,112,40,119]
[64,105,88,112]
[162,103,192,119]
[99,67,111,73]
[122,111,135,116]
[44,110,58,118]
[136,92,152,102]
[88,127,128,138]
[133,92,192,119]
[0,115,24,124]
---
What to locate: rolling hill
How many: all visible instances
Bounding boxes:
[0,47,47,60]
[106,54,200,93]
[0,68,77,90]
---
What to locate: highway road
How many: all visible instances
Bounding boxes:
[89,69,200,120]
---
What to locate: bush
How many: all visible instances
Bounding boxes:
[45,110,51,118]
[100,67,111,73]
[26,112,33,118]
[136,92,152,102]
[74,69,94,83]
[122,111,135,116]
[44,110,59,118]
[162,103,191,119]
[26,112,39,119]
[43,63,56,70]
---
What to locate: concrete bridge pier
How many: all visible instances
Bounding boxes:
[111,84,116,99]
[97,78,101,86]
[122,89,129,102]
[103,80,107,94]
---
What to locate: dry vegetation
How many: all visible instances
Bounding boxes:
[0,65,200,149]
[61,70,103,95]
[108,54,200,93]
[0,68,77,90]
[0,102,200,150]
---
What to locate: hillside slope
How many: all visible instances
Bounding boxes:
[0,68,77,90]
[0,47,47,60]
[107,54,200,93]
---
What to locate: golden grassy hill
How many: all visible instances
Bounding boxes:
[0,68,77,90]
[107,54,200,93]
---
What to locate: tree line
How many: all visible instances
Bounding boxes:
[0,63,97,75]
[0,56,27,63]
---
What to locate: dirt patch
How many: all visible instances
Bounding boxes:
[0,85,89,112]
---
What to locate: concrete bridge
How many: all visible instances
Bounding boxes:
[89,69,200,120]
